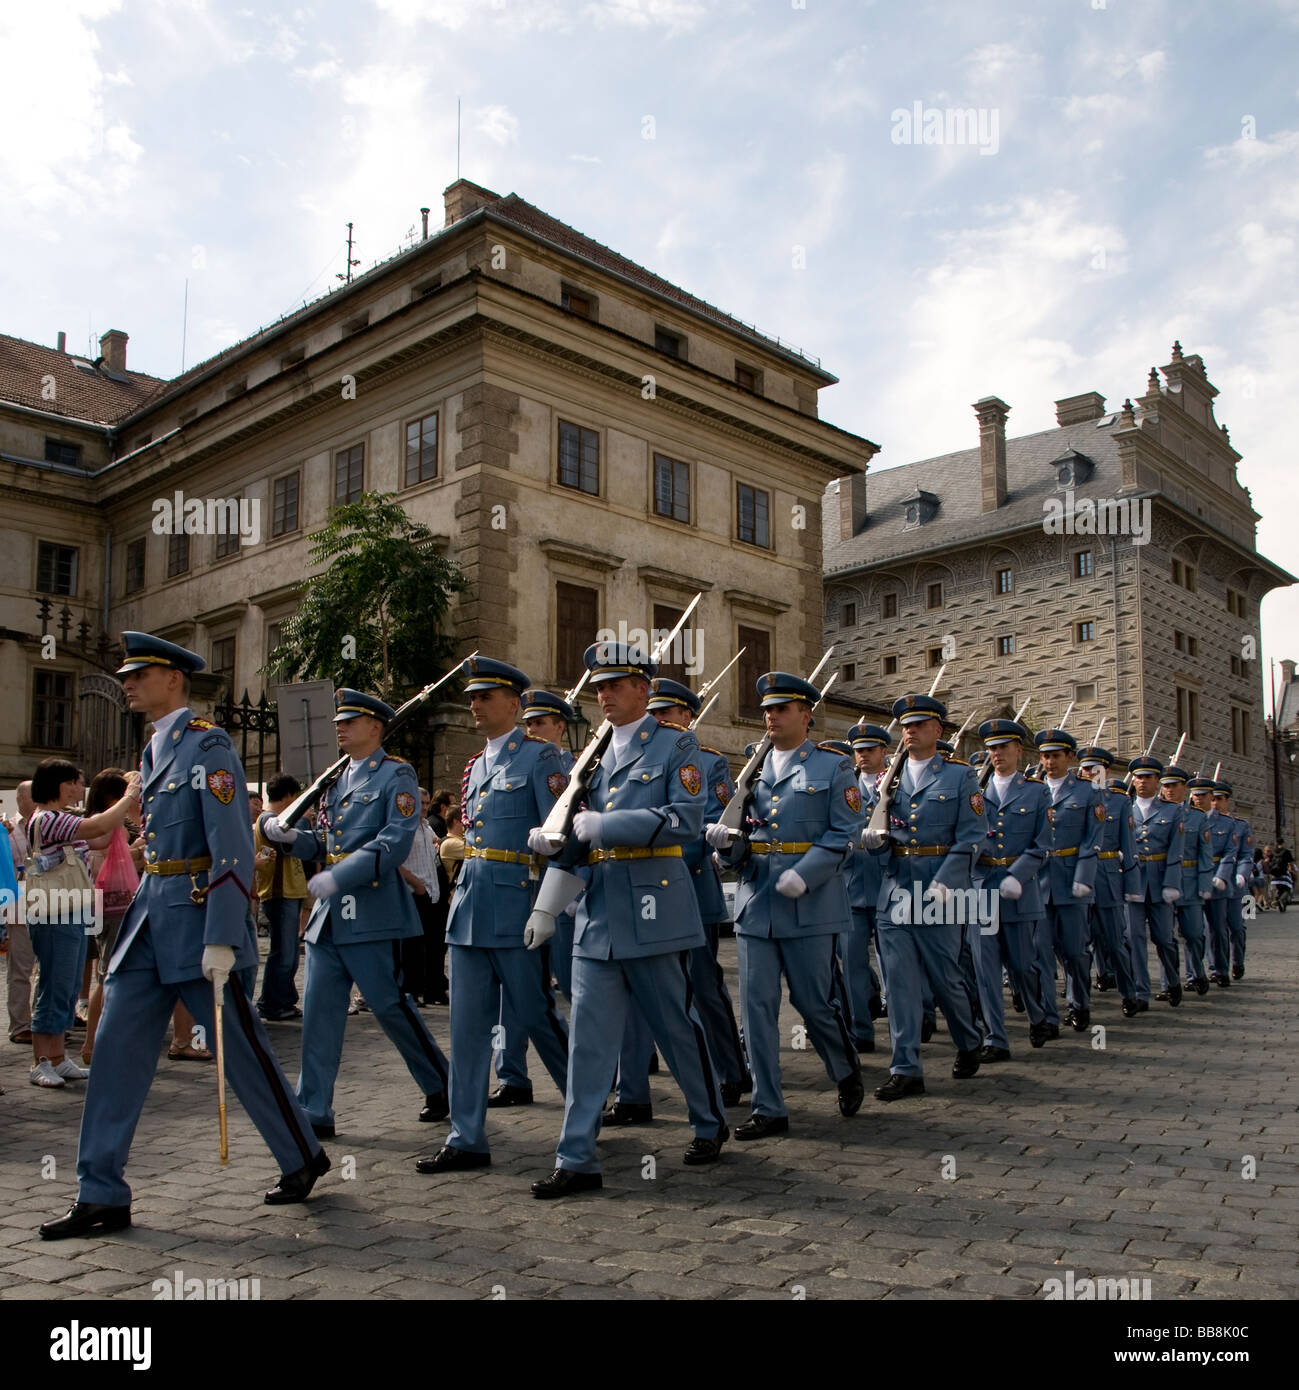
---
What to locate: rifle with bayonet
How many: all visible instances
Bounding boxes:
[690,647,745,732]
[978,695,1033,790]
[867,663,947,833]
[274,654,478,831]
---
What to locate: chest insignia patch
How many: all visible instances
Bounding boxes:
[207,770,235,805]
[395,792,415,818]
[679,764,702,796]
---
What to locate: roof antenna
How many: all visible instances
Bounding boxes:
[335,222,360,285]
[457,97,461,180]
[181,278,189,372]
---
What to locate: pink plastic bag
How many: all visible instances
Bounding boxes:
[95,826,139,914]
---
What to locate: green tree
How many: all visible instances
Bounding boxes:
[265,492,469,700]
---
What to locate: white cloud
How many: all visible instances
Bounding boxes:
[1063,92,1127,121]
[568,153,602,163]
[294,58,340,82]
[1204,126,1299,167]
[474,104,519,146]
[369,0,707,34]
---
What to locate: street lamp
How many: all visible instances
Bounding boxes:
[568,701,592,756]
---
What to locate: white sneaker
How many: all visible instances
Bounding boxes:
[54,1057,90,1080]
[30,1059,66,1088]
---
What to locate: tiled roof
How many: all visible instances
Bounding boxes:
[823,415,1132,573]
[0,332,166,427]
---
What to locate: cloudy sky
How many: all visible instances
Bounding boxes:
[4,0,1297,693]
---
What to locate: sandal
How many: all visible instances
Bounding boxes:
[167,1042,214,1062]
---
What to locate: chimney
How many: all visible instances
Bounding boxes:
[838,473,866,539]
[1283,659,1296,686]
[1054,391,1106,426]
[99,329,128,372]
[56,331,66,353]
[443,179,501,227]
[974,396,1010,512]
[420,206,430,240]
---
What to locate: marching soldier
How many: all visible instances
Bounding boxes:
[1125,755,1187,1010]
[1075,747,1141,1015]
[1158,764,1215,996]
[416,660,570,1173]
[260,689,449,1137]
[969,718,1051,1060]
[709,674,862,1136]
[843,722,893,1051]
[527,643,728,1197]
[607,679,749,1124]
[860,694,985,1099]
[1214,783,1253,980]
[1190,776,1238,986]
[1032,729,1103,1035]
[42,634,326,1239]
[490,687,577,1107]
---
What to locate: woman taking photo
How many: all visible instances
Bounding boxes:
[26,757,139,1087]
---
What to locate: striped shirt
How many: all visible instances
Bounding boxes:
[403,818,441,902]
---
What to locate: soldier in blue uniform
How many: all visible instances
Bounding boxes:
[1157,765,1215,997]
[607,679,749,1123]
[708,675,862,1136]
[41,634,326,1239]
[1190,776,1238,986]
[490,687,576,1107]
[860,695,985,1099]
[1214,784,1253,980]
[1124,755,1187,1010]
[969,719,1051,1060]
[844,722,892,1043]
[526,643,728,1197]
[260,689,449,1137]
[414,661,570,1172]
[1031,729,1104,1036]
[1075,747,1142,1015]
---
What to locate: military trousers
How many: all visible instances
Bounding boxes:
[839,908,884,1047]
[1174,899,1208,986]
[1125,899,1180,1003]
[494,914,575,1090]
[1089,902,1138,1001]
[877,915,981,1076]
[1203,897,1231,977]
[968,914,1041,1048]
[1225,896,1247,972]
[1044,902,1091,1015]
[77,922,319,1206]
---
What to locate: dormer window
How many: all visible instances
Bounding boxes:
[1052,448,1094,488]
[901,488,939,527]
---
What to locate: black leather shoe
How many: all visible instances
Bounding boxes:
[1135,1000,1150,1012]
[601,1101,652,1125]
[951,1049,981,1079]
[868,994,886,1020]
[486,1084,533,1108]
[1231,965,1244,980]
[647,1051,660,1074]
[414,1145,490,1174]
[1154,990,1170,1002]
[1121,998,1139,1018]
[855,1038,876,1054]
[1194,976,1211,996]
[683,1125,728,1165]
[874,1073,925,1102]
[1029,1022,1060,1046]
[976,1045,1011,1062]
[419,1092,449,1123]
[1167,984,1183,1008]
[837,1073,865,1116]
[1214,974,1230,987]
[735,1112,790,1140]
[719,1080,751,1107]
[311,1121,335,1139]
[531,1168,602,1199]
[1068,1009,1090,1031]
[264,1148,330,1205]
[40,1201,131,1240]
[920,1016,936,1043]
[1010,991,1025,1013]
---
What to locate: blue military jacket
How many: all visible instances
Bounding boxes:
[1093,785,1137,907]
[720,740,856,939]
[448,728,567,947]
[846,769,884,914]
[558,715,706,961]
[1173,803,1215,900]
[279,746,422,945]
[870,754,986,911]
[1039,771,1103,903]
[688,741,733,925]
[972,771,1051,922]
[1229,817,1255,896]
[1204,812,1240,900]
[1129,797,1187,900]
[110,709,258,984]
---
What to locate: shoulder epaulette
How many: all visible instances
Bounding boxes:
[660,721,692,733]
[187,717,217,731]
[942,755,970,766]
[524,733,550,744]
[382,754,408,764]
[697,743,723,757]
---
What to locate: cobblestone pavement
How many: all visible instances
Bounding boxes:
[1,915,1296,1301]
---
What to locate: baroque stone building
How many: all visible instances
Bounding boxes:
[0,180,875,787]
[822,347,1293,818]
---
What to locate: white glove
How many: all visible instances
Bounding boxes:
[1200,890,1213,901]
[307,870,338,899]
[1162,887,1181,904]
[572,811,604,846]
[1071,881,1093,899]
[528,827,562,856]
[523,910,556,950]
[1211,877,1226,892]
[860,827,887,850]
[705,822,738,849]
[775,869,807,899]
[1235,874,1247,889]
[259,814,295,845]
[924,881,952,908]
[1124,892,1143,903]
[201,944,236,985]
[998,876,1023,901]
[563,899,582,918]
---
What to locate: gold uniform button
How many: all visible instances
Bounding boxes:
[642,773,650,781]
[476,820,484,827]
[148,832,156,841]
[661,880,668,887]
[772,796,780,804]
[606,802,614,810]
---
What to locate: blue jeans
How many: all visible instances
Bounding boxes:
[258,896,302,1016]
[29,920,88,1035]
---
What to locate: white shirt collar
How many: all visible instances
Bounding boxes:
[1045,774,1066,792]
[482,730,514,768]
[148,706,190,761]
